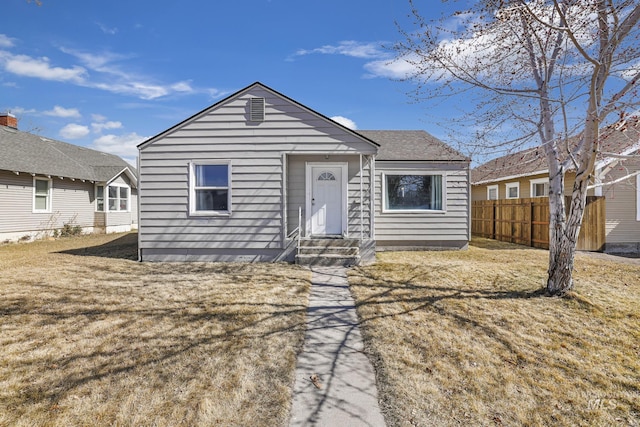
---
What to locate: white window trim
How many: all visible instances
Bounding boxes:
[33,176,52,213]
[95,184,105,212]
[529,178,549,198]
[107,183,131,212]
[487,184,499,200]
[381,171,447,214]
[189,161,232,217]
[505,182,520,199]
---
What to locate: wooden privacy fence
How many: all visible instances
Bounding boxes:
[471,196,605,251]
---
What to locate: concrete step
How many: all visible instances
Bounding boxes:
[295,254,361,267]
[299,238,360,248]
[298,246,360,256]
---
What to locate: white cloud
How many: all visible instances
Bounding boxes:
[44,105,81,118]
[295,41,387,59]
[171,81,193,92]
[0,34,15,48]
[60,123,90,139]
[92,120,122,133]
[1,42,220,101]
[331,116,358,130]
[8,106,36,115]
[60,48,203,100]
[97,23,118,35]
[1,53,86,83]
[364,55,417,79]
[93,132,147,161]
[91,113,107,122]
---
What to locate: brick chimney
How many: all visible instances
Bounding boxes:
[0,113,18,129]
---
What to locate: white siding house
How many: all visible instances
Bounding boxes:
[0,113,138,242]
[137,82,470,264]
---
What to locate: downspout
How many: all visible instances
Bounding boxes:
[282,153,288,248]
[467,161,472,243]
[137,152,142,262]
[359,154,364,241]
[371,155,376,240]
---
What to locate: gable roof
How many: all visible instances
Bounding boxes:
[471,118,640,185]
[358,130,468,162]
[138,81,380,151]
[0,126,136,185]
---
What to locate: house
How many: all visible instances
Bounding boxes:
[0,113,138,242]
[137,82,470,264]
[471,118,640,253]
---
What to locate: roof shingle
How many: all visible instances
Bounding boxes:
[358,130,469,162]
[471,118,640,184]
[0,126,134,182]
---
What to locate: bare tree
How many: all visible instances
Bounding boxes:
[395,0,640,295]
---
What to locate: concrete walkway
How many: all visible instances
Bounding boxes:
[289,267,386,427]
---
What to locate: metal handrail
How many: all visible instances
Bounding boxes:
[286,207,303,253]
[297,206,302,251]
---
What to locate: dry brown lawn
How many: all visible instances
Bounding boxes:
[350,238,640,427]
[0,233,311,427]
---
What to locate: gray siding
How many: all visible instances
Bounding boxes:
[374,162,470,248]
[286,154,373,239]
[139,86,376,261]
[0,169,95,237]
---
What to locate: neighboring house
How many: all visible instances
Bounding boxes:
[0,113,138,242]
[137,82,470,263]
[471,119,640,253]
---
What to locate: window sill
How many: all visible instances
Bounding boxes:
[189,211,231,217]
[382,209,447,214]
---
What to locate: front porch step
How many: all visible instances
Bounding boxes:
[295,253,361,267]
[295,238,361,267]
[298,246,359,256]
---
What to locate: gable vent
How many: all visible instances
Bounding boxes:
[249,97,265,122]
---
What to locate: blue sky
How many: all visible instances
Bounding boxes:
[0,0,457,165]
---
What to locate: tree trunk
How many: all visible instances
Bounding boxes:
[546,180,588,296]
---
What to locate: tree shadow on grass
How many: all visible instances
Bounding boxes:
[0,263,312,426]
[58,233,138,260]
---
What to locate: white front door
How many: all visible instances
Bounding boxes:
[308,164,345,236]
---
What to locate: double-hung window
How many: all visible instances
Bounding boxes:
[190,162,231,215]
[487,185,499,200]
[104,184,130,212]
[96,185,105,211]
[530,178,549,198]
[505,182,520,199]
[33,177,52,213]
[383,173,445,212]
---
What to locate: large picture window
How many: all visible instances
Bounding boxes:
[33,177,52,213]
[190,163,231,215]
[383,173,444,212]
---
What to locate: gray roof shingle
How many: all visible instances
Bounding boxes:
[0,126,135,182]
[358,130,469,162]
